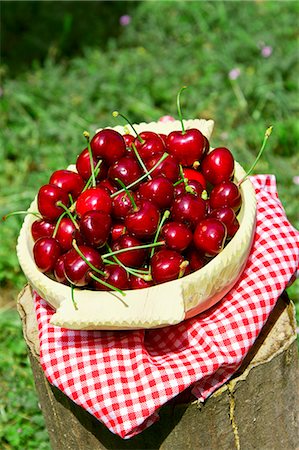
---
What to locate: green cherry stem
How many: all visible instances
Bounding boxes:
[2,210,42,221]
[150,209,170,258]
[82,159,102,192]
[71,284,79,310]
[111,152,169,198]
[131,142,152,180]
[112,111,144,144]
[104,244,152,280]
[56,202,79,229]
[114,178,138,211]
[177,86,188,134]
[52,211,67,238]
[238,126,273,186]
[83,130,96,188]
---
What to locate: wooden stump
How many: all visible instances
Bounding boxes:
[17,285,299,450]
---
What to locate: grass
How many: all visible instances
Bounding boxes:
[0,1,298,448]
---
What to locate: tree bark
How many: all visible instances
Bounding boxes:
[17,285,299,450]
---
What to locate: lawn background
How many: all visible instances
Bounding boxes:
[1,1,298,448]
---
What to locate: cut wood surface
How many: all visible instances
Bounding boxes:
[18,285,299,450]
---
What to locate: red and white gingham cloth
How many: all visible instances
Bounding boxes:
[33,175,299,439]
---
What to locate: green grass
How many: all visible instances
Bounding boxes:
[0,1,298,448]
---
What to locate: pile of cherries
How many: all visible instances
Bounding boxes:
[29,111,243,301]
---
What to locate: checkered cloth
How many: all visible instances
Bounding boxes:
[33,175,299,439]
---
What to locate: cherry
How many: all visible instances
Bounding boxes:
[75,187,112,218]
[108,155,142,187]
[182,168,207,189]
[92,264,129,291]
[90,129,126,165]
[174,179,204,198]
[138,176,174,210]
[209,181,241,211]
[112,190,138,220]
[31,219,55,241]
[161,221,192,252]
[185,246,205,271]
[125,199,160,240]
[111,223,126,241]
[111,234,147,268]
[193,218,227,257]
[97,179,118,195]
[76,148,108,182]
[64,245,103,286]
[80,210,112,247]
[144,153,179,183]
[134,131,165,159]
[171,193,206,229]
[158,133,168,147]
[150,249,187,284]
[54,217,79,252]
[123,134,135,149]
[129,275,154,290]
[33,237,61,273]
[201,147,235,185]
[37,184,69,221]
[54,255,67,284]
[49,169,85,200]
[209,206,239,238]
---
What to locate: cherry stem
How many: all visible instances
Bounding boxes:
[56,202,79,229]
[112,111,144,144]
[131,142,152,180]
[179,165,195,195]
[89,272,126,296]
[104,244,152,280]
[83,159,102,192]
[173,178,185,187]
[2,210,42,221]
[238,126,273,186]
[102,241,165,259]
[111,152,169,198]
[150,210,170,258]
[71,284,78,310]
[52,211,67,238]
[83,130,96,187]
[115,178,138,211]
[177,86,187,134]
[178,260,189,278]
[72,239,106,276]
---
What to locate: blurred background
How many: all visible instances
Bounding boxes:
[0,1,298,448]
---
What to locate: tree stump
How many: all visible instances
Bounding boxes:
[17,285,299,450]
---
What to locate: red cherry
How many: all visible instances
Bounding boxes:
[144,153,179,183]
[125,199,160,240]
[182,168,207,189]
[134,131,165,159]
[161,222,192,252]
[49,169,85,200]
[55,217,78,252]
[138,176,174,210]
[97,178,118,195]
[167,129,206,166]
[76,148,108,181]
[54,255,68,284]
[150,249,186,284]
[90,129,126,165]
[193,218,227,257]
[37,184,69,221]
[174,179,204,198]
[33,237,61,273]
[210,181,242,211]
[75,187,112,218]
[201,147,235,185]
[80,210,112,247]
[158,133,168,147]
[108,155,142,187]
[129,275,154,289]
[111,223,126,241]
[111,235,147,268]
[171,193,206,229]
[31,219,55,241]
[92,264,129,291]
[123,134,135,149]
[64,245,103,286]
[209,206,239,237]
[185,246,205,272]
[112,190,138,220]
